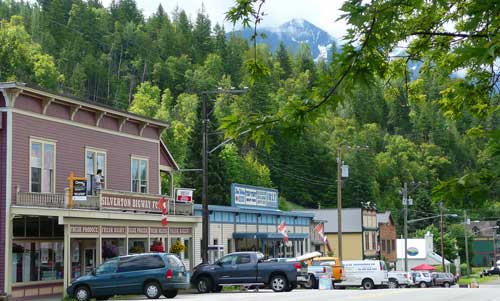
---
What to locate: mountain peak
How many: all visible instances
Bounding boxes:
[231,18,337,61]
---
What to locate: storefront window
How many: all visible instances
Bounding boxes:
[102,239,125,260]
[128,239,147,254]
[12,241,63,283]
[150,239,164,252]
[184,239,190,259]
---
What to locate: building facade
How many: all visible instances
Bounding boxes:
[0,82,201,300]
[192,184,316,265]
[303,208,380,260]
[377,211,397,265]
[467,221,500,267]
[396,232,451,271]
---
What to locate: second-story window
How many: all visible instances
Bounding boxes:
[86,148,106,195]
[131,157,148,193]
[30,139,55,193]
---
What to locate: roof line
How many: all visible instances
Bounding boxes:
[0,81,170,128]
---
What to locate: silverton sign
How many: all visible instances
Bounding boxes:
[101,191,164,212]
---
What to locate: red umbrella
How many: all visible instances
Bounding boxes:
[411,264,437,271]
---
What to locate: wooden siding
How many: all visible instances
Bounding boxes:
[73,109,95,125]
[11,112,160,199]
[100,115,119,131]
[14,95,42,113]
[46,102,70,120]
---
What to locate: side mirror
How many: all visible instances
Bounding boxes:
[91,268,97,276]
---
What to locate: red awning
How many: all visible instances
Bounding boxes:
[411,264,437,271]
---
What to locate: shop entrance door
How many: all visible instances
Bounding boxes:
[84,248,96,275]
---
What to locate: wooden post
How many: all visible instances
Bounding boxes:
[68,172,74,209]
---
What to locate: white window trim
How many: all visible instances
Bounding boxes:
[85,147,108,190]
[131,155,149,194]
[29,137,57,193]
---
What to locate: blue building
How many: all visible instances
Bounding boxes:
[192,184,316,265]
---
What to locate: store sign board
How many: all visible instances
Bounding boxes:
[231,183,278,210]
[169,227,192,235]
[100,192,163,212]
[102,226,126,234]
[128,227,149,234]
[70,225,99,234]
[150,227,169,235]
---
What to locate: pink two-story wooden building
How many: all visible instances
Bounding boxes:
[0,82,201,300]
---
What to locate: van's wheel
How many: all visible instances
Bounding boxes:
[163,289,178,299]
[443,282,450,288]
[196,276,213,293]
[304,275,316,289]
[144,282,161,299]
[419,282,428,288]
[362,279,375,290]
[388,279,398,289]
[74,285,91,301]
[270,275,288,292]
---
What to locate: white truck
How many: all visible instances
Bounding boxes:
[336,260,389,290]
[388,271,414,288]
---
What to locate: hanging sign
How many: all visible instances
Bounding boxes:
[175,188,194,203]
[68,172,87,207]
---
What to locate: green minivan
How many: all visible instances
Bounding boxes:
[67,253,189,301]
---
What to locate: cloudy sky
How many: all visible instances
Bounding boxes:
[101,0,348,39]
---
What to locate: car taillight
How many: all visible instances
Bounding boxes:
[323,267,327,273]
[294,263,301,270]
[340,268,343,275]
[166,269,173,279]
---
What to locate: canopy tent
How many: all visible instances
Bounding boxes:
[411,264,437,271]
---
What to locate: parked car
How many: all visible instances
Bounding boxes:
[302,264,333,289]
[336,260,388,290]
[190,252,306,293]
[481,266,500,276]
[388,271,414,288]
[411,271,433,288]
[67,253,189,301]
[431,272,455,287]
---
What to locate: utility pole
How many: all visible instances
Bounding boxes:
[200,88,248,264]
[440,202,445,272]
[403,182,408,272]
[464,210,470,276]
[493,229,497,267]
[201,93,209,264]
[336,147,343,262]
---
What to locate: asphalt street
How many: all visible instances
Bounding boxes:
[117,285,500,301]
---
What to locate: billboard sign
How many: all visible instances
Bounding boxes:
[231,183,278,210]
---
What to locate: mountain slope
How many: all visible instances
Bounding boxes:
[230,18,337,61]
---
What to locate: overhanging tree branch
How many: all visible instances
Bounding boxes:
[411,31,490,38]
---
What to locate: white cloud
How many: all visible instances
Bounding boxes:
[102,0,348,39]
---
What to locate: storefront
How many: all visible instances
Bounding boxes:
[193,183,315,265]
[9,205,200,299]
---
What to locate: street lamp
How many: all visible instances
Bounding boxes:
[200,88,247,263]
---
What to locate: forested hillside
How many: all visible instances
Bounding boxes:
[1,0,498,233]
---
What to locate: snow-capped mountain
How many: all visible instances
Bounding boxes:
[230,18,338,61]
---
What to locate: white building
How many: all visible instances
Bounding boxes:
[396,232,451,271]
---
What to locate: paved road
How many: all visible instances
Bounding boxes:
[119,287,500,301]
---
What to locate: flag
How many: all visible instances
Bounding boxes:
[314,223,327,242]
[278,221,288,243]
[158,197,168,226]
